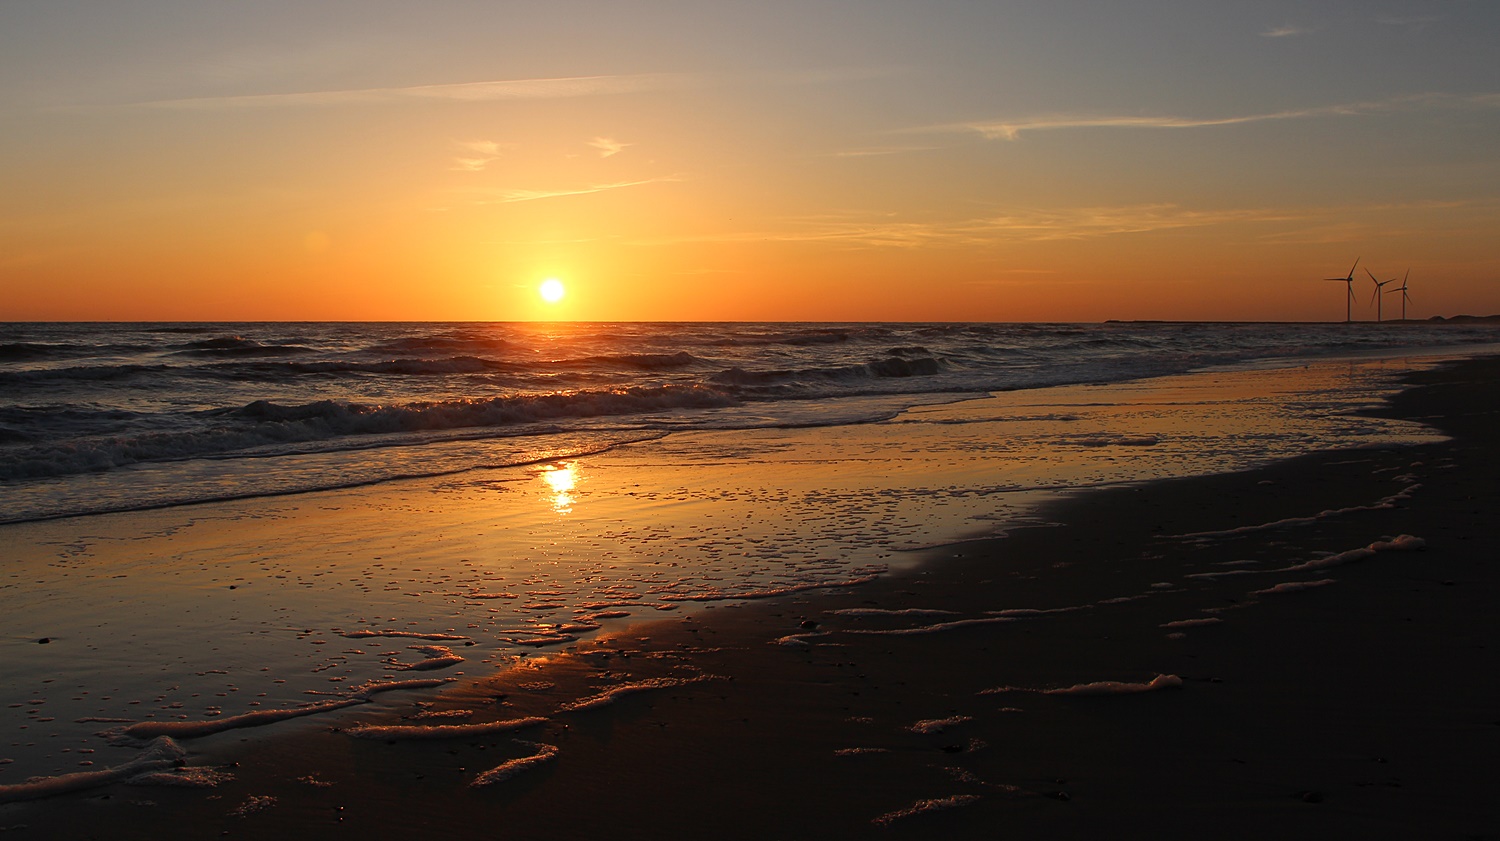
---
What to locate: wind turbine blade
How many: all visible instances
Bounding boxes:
[1365,268,1379,282]
[1349,257,1360,278]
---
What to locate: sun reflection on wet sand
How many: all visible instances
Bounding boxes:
[539,462,578,514]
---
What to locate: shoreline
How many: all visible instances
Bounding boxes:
[4,354,1499,838]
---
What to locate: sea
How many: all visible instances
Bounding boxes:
[4,320,1498,525]
[3,320,1499,794]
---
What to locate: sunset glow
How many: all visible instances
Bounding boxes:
[1,3,1497,322]
[539,278,566,304]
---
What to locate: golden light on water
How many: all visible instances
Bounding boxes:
[540,462,578,513]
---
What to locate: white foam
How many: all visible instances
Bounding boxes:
[872,794,982,825]
[119,698,366,739]
[1071,435,1159,447]
[772,632,827,646]
[558,676,713,712]
[983,673,1182,696]
[1169,485,1422,540]
[470,741,558,787]
[129,765,234,788]
[114,679,452,740]
[394,645,465,671]
[1043,674,1183,695]
[1372,534,1427,552]
[345,716,546,740]
[229,794,277,817]
[339,630,471,641]
[658,575,879,603]
[986,605,1091,618]
[846,617,1014,635]
[1252,578,1337,596]
[909,715,972,734]
[0,736,185,803]
[1159,617,1222,629]
[1278,534,1424,573]
[352,678,454,698]
[829,608,959,617]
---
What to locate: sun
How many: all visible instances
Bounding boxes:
[539,277,566,303]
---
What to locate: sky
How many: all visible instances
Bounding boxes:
[2,0,1497,322]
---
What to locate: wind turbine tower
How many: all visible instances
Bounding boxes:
[1367,269,1397,322]
[1387,270,1413,321]
[1323,258,1360,322]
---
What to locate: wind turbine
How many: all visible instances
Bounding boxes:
[1386,269,1413,320]
[1323,257,1360,322]
[1367,268,1397,322]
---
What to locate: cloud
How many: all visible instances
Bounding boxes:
[138,73,688,110]
[459,140,506,155]
[588,137,629,158]
[472,174,683,204]
[937,93,1500,141]
[632,204,1314,250]
[450,139,513,172]
[830,145,938,158]
[1261,24,1311,37]
[1377,15,1443,30]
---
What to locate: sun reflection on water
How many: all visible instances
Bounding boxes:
[540,462,578,513]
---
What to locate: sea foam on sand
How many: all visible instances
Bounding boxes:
[982,674,1183,696]
[470,741,559,787]
[345,716,546,740]
[872,794,983,825]
[0,737,186,803]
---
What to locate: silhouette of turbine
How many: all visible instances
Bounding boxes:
[1386,269,1413,321]
[1367,268,1398,322]
[1323,257,1360,322]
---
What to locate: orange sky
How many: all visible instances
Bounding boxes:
[2,2,1498,322]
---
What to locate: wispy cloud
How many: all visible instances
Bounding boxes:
[1261,24,1312,38]
[472,174,683,204]
[138,73,689,110]
[630,204,1311,250]
[1377,15,1444,31]
[588,137,629,158]
[639,197,1500,252]
[935,93,1500,141]
[450,139,512,172]
[829,145,938,158]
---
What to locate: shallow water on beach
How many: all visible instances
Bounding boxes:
[0,352,1457,788]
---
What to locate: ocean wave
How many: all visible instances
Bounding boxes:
[200,352,705,382]
[0,385,737,481]
[575,351,704,370]
[0,342,72,361]
[235,385,736,433]
[686,328,854,347]
[709,354,948,388]
[172,335,314,356]
[212,356,516,379]
[0,363,176,385]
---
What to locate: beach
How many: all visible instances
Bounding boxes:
[1,345,1498,838]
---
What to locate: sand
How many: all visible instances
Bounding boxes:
[2,355,1498,838]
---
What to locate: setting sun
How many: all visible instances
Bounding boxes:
[539,278,566,304]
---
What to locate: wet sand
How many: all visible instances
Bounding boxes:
[4,355,1499,838]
